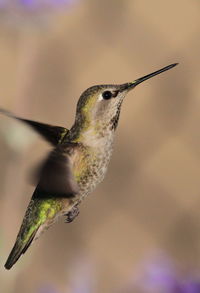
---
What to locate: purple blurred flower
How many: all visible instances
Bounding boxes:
[178,280,200,293]
[0,0,76,12]
[120,254,200,293]
[136,256,180,292]
[0,0,79,28]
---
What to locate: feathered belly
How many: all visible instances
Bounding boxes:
[74,145,114,200]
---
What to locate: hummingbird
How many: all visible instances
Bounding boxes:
[1,63,178,270]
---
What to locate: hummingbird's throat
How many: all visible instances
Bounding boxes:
[73,111,118,148]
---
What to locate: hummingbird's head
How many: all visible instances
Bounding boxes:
[72,63,178,141]
[76,83,128,131]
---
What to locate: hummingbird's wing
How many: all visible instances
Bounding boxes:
[0,108,68,146]
[33,144,79,198]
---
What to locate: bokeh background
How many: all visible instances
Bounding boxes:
[0,0,200,292]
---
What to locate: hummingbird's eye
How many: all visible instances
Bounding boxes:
[102,91,112,100]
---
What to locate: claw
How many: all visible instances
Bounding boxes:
[65,206,80,223]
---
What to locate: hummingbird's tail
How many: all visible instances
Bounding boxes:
[4,198,42,270]
[4,228,39,270]
[4,196,64,270]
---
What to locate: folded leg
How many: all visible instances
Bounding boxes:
[65,205,80,223]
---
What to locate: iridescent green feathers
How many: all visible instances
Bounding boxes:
[4,224,39,270]
[4,198,63,270]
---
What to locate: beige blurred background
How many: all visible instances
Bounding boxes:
[0,0,200,292]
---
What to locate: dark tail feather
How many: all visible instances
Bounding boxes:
[4,229,38,270]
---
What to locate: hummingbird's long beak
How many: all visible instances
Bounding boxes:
[120,63,178,92]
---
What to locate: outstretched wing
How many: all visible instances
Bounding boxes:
[33,144,79,198]
[0,108,68,146]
